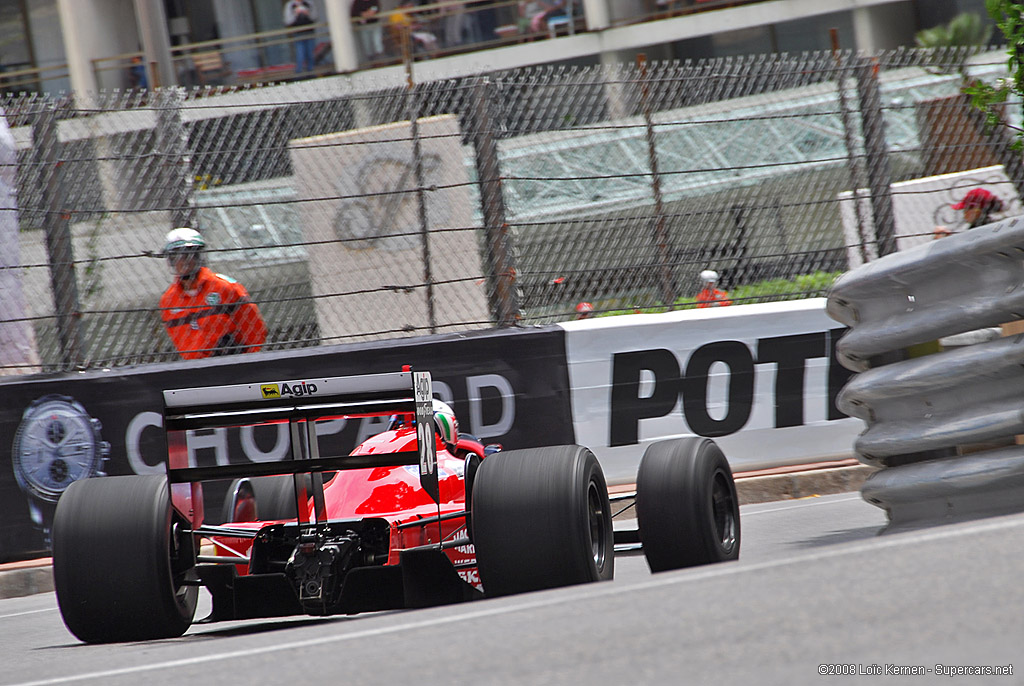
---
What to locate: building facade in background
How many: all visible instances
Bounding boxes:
[0,0,999,97]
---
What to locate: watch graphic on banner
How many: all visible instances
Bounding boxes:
[11,395,109,545]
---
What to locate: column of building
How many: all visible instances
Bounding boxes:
[324,0,360,73]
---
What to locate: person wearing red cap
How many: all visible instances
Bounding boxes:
[575,301,594,319]
[934,187,1005,238]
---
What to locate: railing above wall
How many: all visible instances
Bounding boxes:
[88,0,785,91]
[0,62,69,96]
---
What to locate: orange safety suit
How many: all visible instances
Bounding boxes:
[696,287,733,308]
[160,267,266,359]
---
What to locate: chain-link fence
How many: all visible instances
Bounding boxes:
[2,46,1020,374]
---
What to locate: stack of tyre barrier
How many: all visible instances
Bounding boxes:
[827,215,1024,527]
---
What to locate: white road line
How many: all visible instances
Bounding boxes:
[0,608,54,620]
[10,512,1024,686]
[742,494,863,516]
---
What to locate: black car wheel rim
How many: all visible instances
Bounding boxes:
[711,470,737,554]
[587,481,608,571]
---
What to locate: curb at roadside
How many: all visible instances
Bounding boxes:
[0,557,53,601]
[735,462,875,505]
[0,462,876,601]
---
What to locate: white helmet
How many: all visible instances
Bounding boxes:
[432,399,458,448]
[386,398,459,448]
[164,228,206,278]
[164,227,205,254]
[700,269,719,284]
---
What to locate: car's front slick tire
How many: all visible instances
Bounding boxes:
[636,437,740,572]
[53,475,198,643]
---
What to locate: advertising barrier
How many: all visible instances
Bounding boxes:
[0,326,572,562]
[0,299,861,561]
[559,299,859,479]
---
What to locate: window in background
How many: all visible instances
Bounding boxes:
[0,0,36,94]
[27,0,68,94]
[774,11,854,53]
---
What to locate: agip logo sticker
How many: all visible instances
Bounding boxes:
[260,381,319,399]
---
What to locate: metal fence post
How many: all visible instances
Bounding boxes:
[156,88,195,230]
[728,205,750,275]
[33,102,84,369]
[831,32,872,265]
[403,28,437,334]
[637,55,677,307]
[471,77,519,327]
[854,56,897,257]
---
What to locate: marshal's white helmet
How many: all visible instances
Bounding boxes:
[164,227,205,254]
[164,228,206,278]
[700,269,719,284]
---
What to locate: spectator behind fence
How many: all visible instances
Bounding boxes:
[351,0,383,61]
[442,1,482,48]
[160,228,267,360]
[284,0,318,75]
[128,55,148,89]
[930,188,1008,348]
[933,187,1006,239]
[696,269,732,308]
[524,0,567,34]
[389,1,438,53]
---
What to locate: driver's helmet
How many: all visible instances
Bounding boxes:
[164,227,206,278]
[387,398,459,448]
[432,399,458,449]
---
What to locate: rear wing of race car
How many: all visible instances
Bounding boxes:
[162,370,440,522]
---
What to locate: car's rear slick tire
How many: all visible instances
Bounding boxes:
[52,475,198,643]
[472,445,613,597]
[636,437,740,572]
[221,478,257,523]
[222,474,311,523]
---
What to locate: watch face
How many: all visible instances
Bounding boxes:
[12,396,104,503]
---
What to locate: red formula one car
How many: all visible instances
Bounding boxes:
[51,370,740,643]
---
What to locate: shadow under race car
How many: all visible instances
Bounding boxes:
[51,370,740,643]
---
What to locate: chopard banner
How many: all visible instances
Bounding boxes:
[0,326,573,562]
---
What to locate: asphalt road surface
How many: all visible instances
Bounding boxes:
[3,494,1021,685]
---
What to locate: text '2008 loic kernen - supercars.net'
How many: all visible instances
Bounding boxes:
[51,368,741,643]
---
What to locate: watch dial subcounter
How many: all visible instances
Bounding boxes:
[13,397,109,502]
[24,413,93,493]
